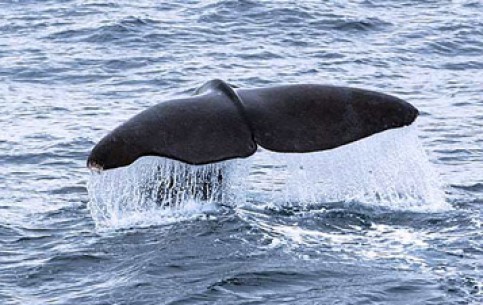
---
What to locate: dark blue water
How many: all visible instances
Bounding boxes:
[1,1,481,304]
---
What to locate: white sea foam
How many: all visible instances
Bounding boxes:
[88,124,449,230]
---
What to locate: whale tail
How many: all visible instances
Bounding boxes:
[87,80,418,171]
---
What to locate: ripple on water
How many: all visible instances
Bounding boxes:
[0,0,482,304]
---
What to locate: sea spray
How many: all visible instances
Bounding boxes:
[88,124,448,230]
[247,125,447,210]
[87,157,250,229]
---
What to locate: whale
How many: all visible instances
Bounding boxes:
[87,79,419,171]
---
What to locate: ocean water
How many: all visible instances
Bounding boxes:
[1,1,482,304]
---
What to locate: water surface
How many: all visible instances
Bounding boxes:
[1,1,482,304]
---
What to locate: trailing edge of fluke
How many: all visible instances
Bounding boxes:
[87,79,419,171]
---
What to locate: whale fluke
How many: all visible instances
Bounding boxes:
[87,80,418,171]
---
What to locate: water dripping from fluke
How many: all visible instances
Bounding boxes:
[87,157,250,230]
[87,125,449,230]
[247,125,448,211]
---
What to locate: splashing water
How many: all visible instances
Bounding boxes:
[88,125,448,230]
[87,158,250,229]
[247,125,448,210]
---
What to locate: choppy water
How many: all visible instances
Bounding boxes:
[1,1,482,304]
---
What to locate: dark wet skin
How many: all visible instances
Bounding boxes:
[87,79,418,171]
